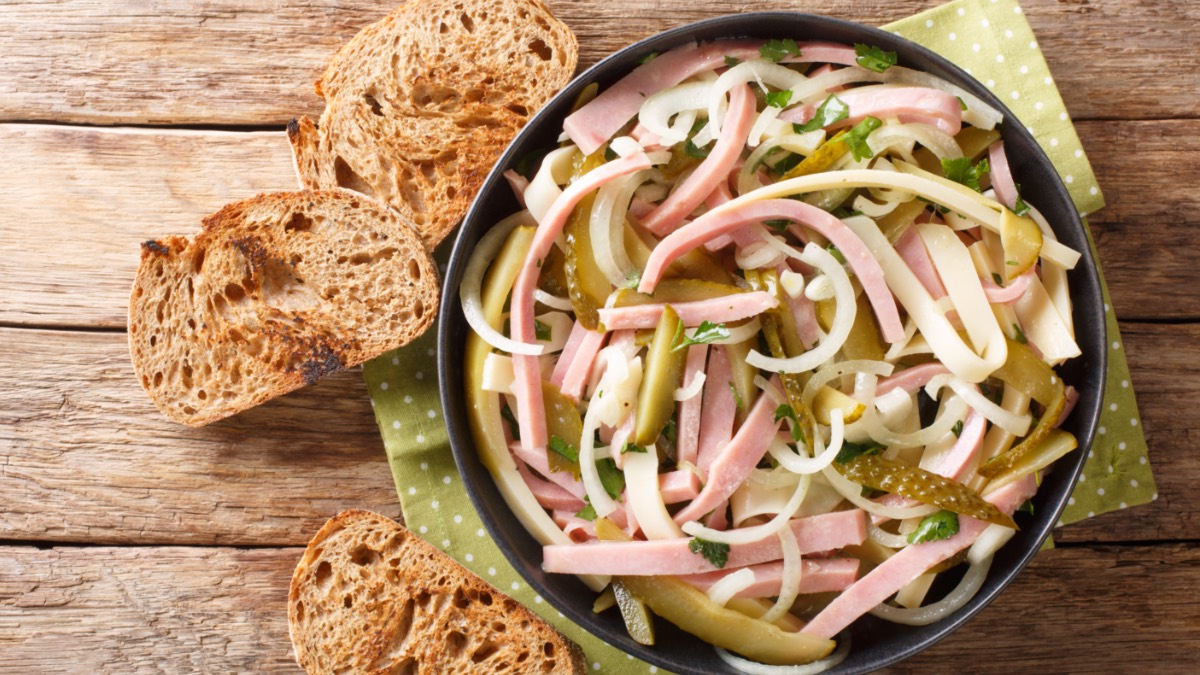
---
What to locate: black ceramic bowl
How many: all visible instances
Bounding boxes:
[439,12,1105,674]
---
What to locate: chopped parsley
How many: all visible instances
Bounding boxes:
[992,272,1004,285]
[576,497,597,521]
[769,152,804,176]
[766,89,794,108]
[688,537,731,568]
[724,55,741,68]
[831,206,864,219]
[794,94,850,133]
[621,442,649,455]
[941,157,991,192]
[765,218,792,232]
[548,435,578,463]
[673,321,731,352]
[534,318,552,341]
[957,96,968,111]
[844,116,883,161]
[637,51,660,65]
[907,510,960,544]
[1013,323,1029,345]
[760,39,802,63]
[1012,183,1032,216]
[1018,499,1036,516]
[685,137,712,158]
[952,420,964,438]
[513,147,550,180]
[729,382,744,411]
[662,418,678,445]
[774,404,804,442]
[500,403,520,440]
[854,43,898,73]
[604,145,618,162]
[596,458,625,499]
[836,440,885,465]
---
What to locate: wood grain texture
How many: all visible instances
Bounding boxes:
[0,1,1195,126]
[0,124,297,328]
[2,543,1196,673]
[1,119,1197,328]
[0,327,401,546]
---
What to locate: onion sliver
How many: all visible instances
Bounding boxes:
[927,374,1031,437]
[821,463,937,521]
[682,472,812,545]
[881,65,1003,130]
[534,289,573,311]
[590,169,647,287]
[715,632,851,675]
[705,568,758,607]
[769,409,845,475]
[802,359,894,409]
[760,526,803,623]
[968,523,1017,565]
[748,243,856,373]
[638,81,711,145]
[675,371,708,402]
[869,556,993,626]
[868,123,962,162]
[867,521,911,549]
[460,211,545,356]
[709,60,808,137]
[525,146,578,223]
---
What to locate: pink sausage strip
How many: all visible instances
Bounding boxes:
[981,267,1035,304]
[510,442,587,500]
[516,461,585,512]
[781,87,963,137]
[543,510,868,575]
[511,152,652,453]
[681,558,861,598]
[550,321,588,389]
[895,225,947,300]
[705,499,730,531]
[558,516,596,543]
[564,40,763,155]
[674,390,782,524]
[875,363,953,397]
[676,344,710,466]
[696,345,737,479]
[503,169,529,207]
[639,198,904,343]
[641,83,757,236]
[560,328,609,400]
[660,469,704,504]
[922,408,987,482]
[597,291,779,330]
[987,141,1019,210]
[801,474,1037,639]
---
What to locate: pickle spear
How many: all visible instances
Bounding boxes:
[610,279,746,308]
[564,150,611,328]
[543,380,584,477]
[999,207,1043,281]
[634,305,688,445]
[979,339,1067,479]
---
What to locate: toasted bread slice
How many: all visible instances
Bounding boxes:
[128,189,437,426]
[289,510,587,674]
[289,0,578,249]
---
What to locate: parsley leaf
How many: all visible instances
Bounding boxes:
[941,157,991,192]
[844,116,883,161]
[1018,499,1035,516]
[596,458,625,499]
[952,420,964,437]
[854,43,898,73]
[826,244,847,264]
[728,382,744,411]
[1012,182,1031,216]
[724,55,741,68]
[513,147,550,180]
[836,440,884,464]
[907,510,960,544]
[1013,323,1029,345]
[662,418,678,445]
[992,272,1004,285]
[766,89,794,108]
[638,51,660,65]
[774,404,805,442]
[760,39,801,63]
[795,94,850,133]
[604,145,618,162]
[622,442,648,455]
[673,321,731,352]
[576,499,597,521]
[688,537,731,568]
[957,96,968,111]
[500,403,520,440]
[548,435,578,463]
[685,138,712,158]
[534,318,552,341]
[764,218,792,232]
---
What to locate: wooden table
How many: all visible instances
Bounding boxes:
[1,1,1197,672]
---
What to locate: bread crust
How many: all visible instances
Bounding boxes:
[289,510,587,675]
[289,0,579,249]
[128,189,438,426]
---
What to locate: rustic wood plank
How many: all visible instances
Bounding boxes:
[0,327,400,546]
[0,1,1195,126]
[0,124,297,328]
[2,120,1197,328]
[2,543,1195,672]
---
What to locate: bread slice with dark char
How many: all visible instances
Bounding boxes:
[289,509,587,674]
[289,0,578,249]
[128,189,438,426]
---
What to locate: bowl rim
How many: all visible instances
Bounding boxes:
[438,11,1105,674]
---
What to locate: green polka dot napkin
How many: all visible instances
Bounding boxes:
[362,1,1155,671]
